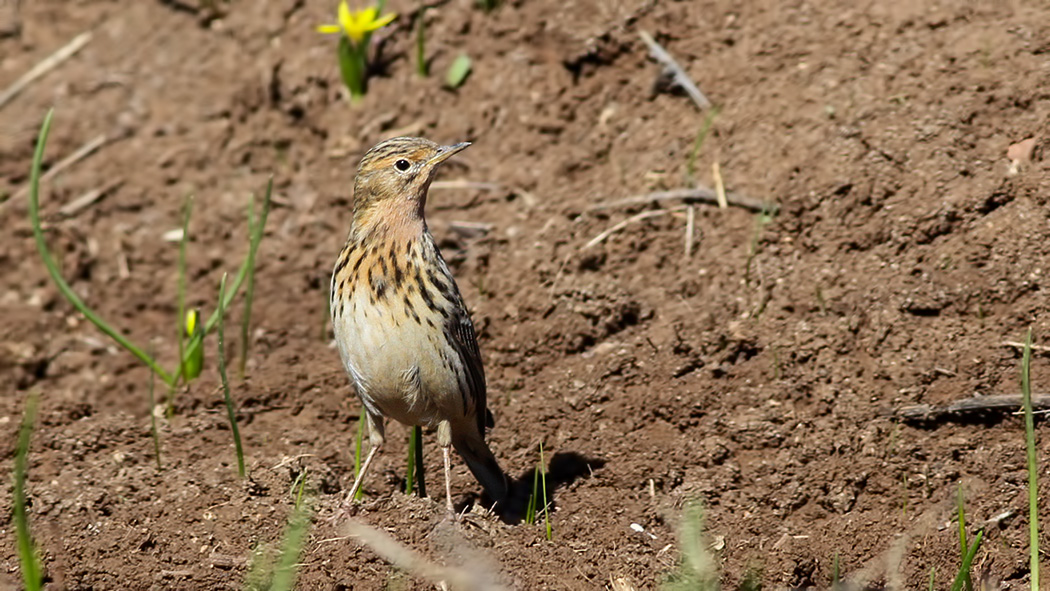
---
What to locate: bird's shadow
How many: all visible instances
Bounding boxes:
[457,451,605,525]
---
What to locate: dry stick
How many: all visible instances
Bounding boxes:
[0,31,93,109]
[583,207,686,250]
[1002,340,1050,353]
[684,205,695,258]
[891,394,1050,421]
[589,187,777,214]
[638,30,711,111]
[711,161,727,209]
[57,178,124,217]
[344,520,506,591]
[10,133,110,205]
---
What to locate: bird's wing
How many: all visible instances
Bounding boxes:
[446,305,488,436]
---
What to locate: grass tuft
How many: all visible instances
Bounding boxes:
[245,470,313,591]
[28,109,274,398]
[524,443,552,539]
[743,206,775,290]
[685,106,720,183]
[14,392,43,591]
[216,273,246,477]
[525,461,539,525]
[271,472,312,591]
[661,501,718,591]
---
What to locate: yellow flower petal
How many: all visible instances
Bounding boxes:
[317,23,342,34]
[337,1,352,30]
[185,309,198,336]
[372,11,396,29]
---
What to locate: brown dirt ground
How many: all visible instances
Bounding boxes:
[2,0,1050,589]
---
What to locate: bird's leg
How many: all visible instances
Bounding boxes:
[343,412,386,507]
[437,420,455,516]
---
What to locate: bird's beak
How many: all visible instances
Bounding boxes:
[427,142,471,167]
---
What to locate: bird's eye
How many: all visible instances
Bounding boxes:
[394,159,411,172]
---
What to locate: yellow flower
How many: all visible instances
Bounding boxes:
[185,309,198,336]
[318,1,397,45]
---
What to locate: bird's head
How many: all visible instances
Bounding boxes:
[351,136,469,226]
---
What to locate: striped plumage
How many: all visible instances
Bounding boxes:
[330,136,508,512]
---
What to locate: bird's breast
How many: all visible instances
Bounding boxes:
[330,234,470,426]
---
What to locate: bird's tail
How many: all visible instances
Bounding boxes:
[453,434,509,506]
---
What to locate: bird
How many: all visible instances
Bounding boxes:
[329,136,509,515]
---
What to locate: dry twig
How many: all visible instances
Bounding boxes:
[57,179,124,217]
[711,161,727,209]
[1002,340,1050,353]
[583,207,685,250]
[344,520,506,591]
[638,30,711,111]
[590,187,776,214]
[8,133,110,206]
[890,394,1050,421]
[684,205,695,258]
[0,31,93,109]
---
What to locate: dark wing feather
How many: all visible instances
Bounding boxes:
[446,306,488,437]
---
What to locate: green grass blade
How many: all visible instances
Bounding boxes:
[14,392,43,591]
[243,542,272,591]
[171,195,193,418]
[217,273,246,477]
[525,466,538,525]
[661,501,718,591]
[177,178,273,385]
[540,441,551,540]
[148,345,162,469]
[1023,328,1040,591]
[27,109,174,386]
[832,552,839,589]
[239,178,272,379]
[415,6,428,77]
[949,529,984,591]
[293,468,308,510]
[929,566,936,591]
[957,483,970,591]
[445,54,472,89]
[239,192,255,379]
[685,106,721,183]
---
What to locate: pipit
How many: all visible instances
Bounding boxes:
[330,136,509,514]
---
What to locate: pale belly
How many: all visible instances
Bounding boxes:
[332,287,467,428]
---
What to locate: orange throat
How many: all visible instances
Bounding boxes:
[352,196,427,244]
